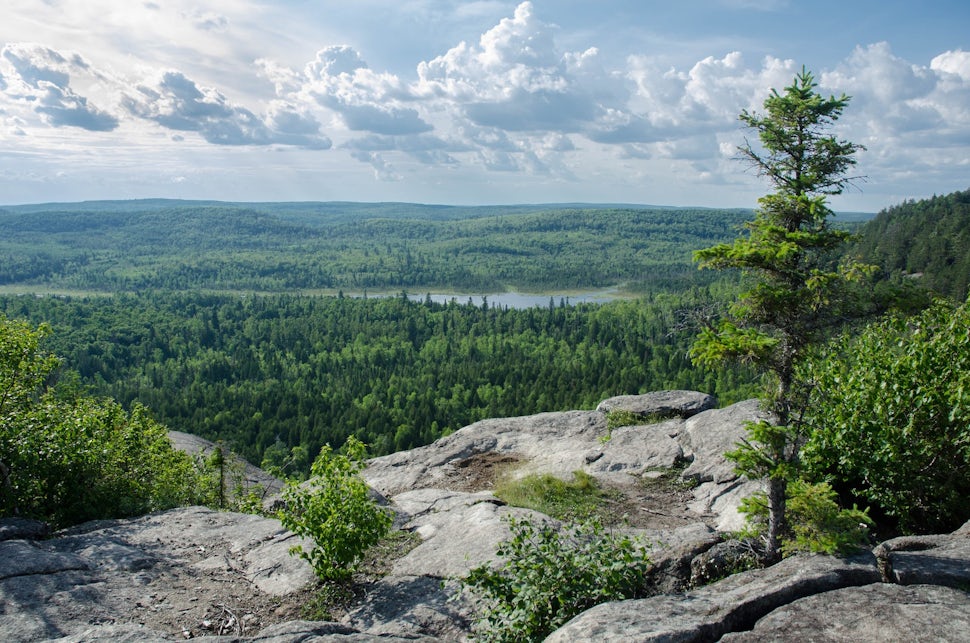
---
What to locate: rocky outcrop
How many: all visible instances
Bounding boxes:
[3,392,968,642]
[546,553,882,642]
[169,430,286,498]
[547,527,970,643]
[365,395,766,534]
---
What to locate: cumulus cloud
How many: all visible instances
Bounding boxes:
[416,2,614,134]
[931,50,970,81]
[821,44,970,155]
[350,150,402,181]
[0,43,118,131]
[121,70,330,148]
[301,46,432,136]
[36,82,119,131]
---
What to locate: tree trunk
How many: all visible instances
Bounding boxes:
[765,475,787,563]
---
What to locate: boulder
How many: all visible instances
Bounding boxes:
[720,583,970,642]
[388,489,540,578]
[680,398,771,485]
[0,516,50,541]
[341,576,470,640]
[873,518,970,587]
[596,390,717,418]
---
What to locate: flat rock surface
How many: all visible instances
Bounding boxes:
[0,507,317,642]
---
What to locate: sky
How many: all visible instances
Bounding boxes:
[1,1,968,212]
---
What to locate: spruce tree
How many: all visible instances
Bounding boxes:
[691,67,869,562]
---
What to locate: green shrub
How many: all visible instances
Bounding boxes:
[0,315,206,527]
[736,480,873,556]
[460,515,651,642]
[493,470,615,522]
[802,300,970,533]
[278,437,392,581]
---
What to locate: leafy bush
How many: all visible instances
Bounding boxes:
[0,315,206,527]
[493,470,616,522]
[736,480,873,556]
[277,437,392,581]
[802,300,970,533]
[460,515,652,642]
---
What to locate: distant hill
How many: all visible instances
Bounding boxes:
[853,188,970,302]
[0,200,753,294]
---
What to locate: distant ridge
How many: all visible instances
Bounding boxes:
[2,198,739,211]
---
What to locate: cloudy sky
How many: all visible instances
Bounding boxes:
[1,1,967,211]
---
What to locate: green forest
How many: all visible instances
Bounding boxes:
[0,202,755,293]
[0,289,756,469]
[852,188,970,301]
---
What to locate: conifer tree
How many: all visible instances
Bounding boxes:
[691,67,869,562]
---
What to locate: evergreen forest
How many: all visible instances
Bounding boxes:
[852,188,970,301]
[0,290,757,470]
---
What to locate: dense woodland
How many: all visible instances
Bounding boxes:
[0,202,756,293]
[852,188,970,301]
[0,290,756,469]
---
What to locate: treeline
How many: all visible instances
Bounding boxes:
[853,187,970,302]
[0,290,756,471]
[0,203,751,293]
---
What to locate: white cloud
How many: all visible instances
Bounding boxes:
[931,50,970,82]
[0,43,118,131]
[300,46,432,135]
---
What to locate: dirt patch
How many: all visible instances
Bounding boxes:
[440,452,710,531]
[598,474,710,530]
[443,452,522,492]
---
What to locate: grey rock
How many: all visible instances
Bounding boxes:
[874,519,970,587]
[720,583,970,642]
[0,507,317,643]
[596,390,717,418]
[0,539,89,579]
[342,575,471,640]
[242,620,412,642]
[366,394,768,533]
[680,399,772,485]
[689,477,763,533]
[364,410,610,495]
[0,516,50,541]
[588,418,686,483]
[545,553,881,642]
[49,624,174,642]
[389,488,544,578]
[638,523,721,594]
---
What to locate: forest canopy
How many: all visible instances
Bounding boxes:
[0,290,757,470]
[0,202,755,293]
